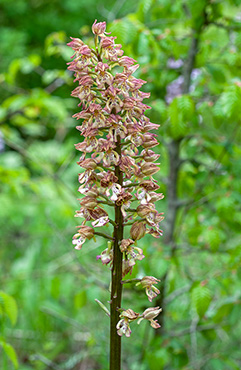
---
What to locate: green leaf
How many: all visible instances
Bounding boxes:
[147,348,170,370]
[108,19,130,45]
[0,291,18,326]
[206,64,226,84]
[137,0,153,20]
[137,31,150,57]
[215,84,241,118]
[168,99,186,138]
[191,285,211,318]
[213,301,237,323]
[168,95,195,138]
[0,340,19,369]
[203,227,221,252]
[95,299,110,317]
[176,95,195,120]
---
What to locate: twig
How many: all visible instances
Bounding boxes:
[30,354,61,370]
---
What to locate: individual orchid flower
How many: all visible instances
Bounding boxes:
[115,189,132,218]
[109,183,122,201]
[122,259,134,277]
[92,19,107,36]
[120,239,145,267]
[72,234,86,250]
[137,307,162,328]
[136,276,161,302]
[116,318,132,337]
[97,244,113,265]
[72,225,95,250]
[92,215,109,227]
[116,309,139,337]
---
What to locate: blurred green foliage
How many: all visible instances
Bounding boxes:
[1,0,241,369]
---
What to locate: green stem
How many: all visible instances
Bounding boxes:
[122,182,140,188]
[110,136,123,370]
[124,218,146,226]
[97,200,115,206]
[94,232,114,240]
[121,278,141,284]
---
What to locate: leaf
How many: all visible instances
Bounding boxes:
[137,31,150,57]
[215,84,241,118]
[191,285,211,318]
[168,95,195,138]
[137,0,153,20]
[213,302,234,323]
[206,64,226,84]
[0,291,18,326]
[203,227,221,252]
[176,95,195,120]
[147,348,170,370]
[108,19,130,45]
[95,299,110,317]
[0,341,19,369]
[168,98,186,138]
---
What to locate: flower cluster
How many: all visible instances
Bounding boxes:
[68,20,164,336]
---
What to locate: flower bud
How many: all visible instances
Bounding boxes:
[140,180,160,191]
[130,221,146,241]
[142,133,159,148]
[92,19,106,35]
[141,162,159,176]
[136,205,154,218]
[78,158,97,170]
[139,276,160,287]
[142,307,162,321]
[120,309,139,320]
[77,225,95,240]
[141,149,160,162]
[80,196,98,209]
[67,37,84,50]
[85,186,99,198]
[101,36,116,48]
[137,306,162,328]
[118,56,137,67]
[149,192,164,202]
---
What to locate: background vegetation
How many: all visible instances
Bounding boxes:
[1,0,241,369]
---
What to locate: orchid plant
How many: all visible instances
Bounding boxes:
[67,20,164,370]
